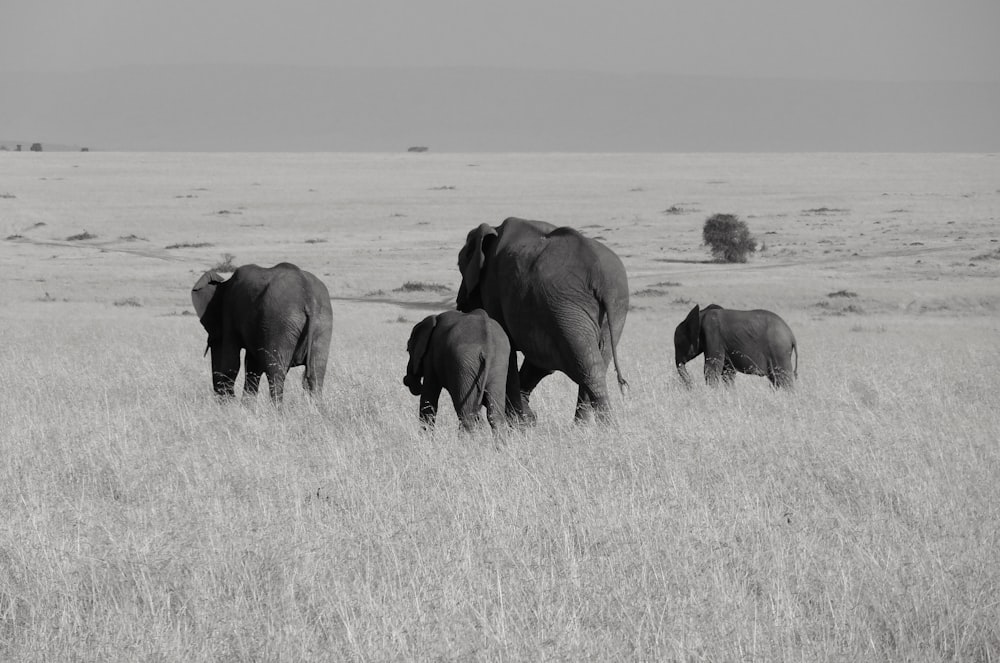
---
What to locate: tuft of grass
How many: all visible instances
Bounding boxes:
[166,242,213,250]
[118,234,147,242]
[112,297,142,307]
[393,281,451,294]
[804,207,850,214]
[66,230,97,241]
[5,234,24,240]
[304,238,328,244]
[828,289,859,298]
[971,248,1000,261]
[0,193,16,199]
[632,288,668,297]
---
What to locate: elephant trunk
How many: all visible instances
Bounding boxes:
[402,373,422,396]
[677,363,694,389]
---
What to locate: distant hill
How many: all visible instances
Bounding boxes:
[1,65,997,152]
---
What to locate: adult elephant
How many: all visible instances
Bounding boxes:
[191,262,333,402]
[457,217,628,423]
[674,304,797,389]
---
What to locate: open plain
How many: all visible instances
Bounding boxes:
[1,152,999,660]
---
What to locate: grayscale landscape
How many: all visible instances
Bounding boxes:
[1,151,998,660]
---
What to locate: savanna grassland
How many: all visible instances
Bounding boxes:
[1,152,999,661]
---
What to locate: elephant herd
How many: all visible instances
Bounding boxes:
[191,217,798,431]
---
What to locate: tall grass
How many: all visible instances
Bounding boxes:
[1,310,997,660]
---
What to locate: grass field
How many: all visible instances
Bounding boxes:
[1,152,999,660]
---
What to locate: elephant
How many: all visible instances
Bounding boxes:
[191,262,333,402]
[674,304,797,388]
[403,309,512,432]
[457,217,629,423]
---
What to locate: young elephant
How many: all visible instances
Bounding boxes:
[403,309,512,432]
[674,304,797,388]
[191,262,333,402]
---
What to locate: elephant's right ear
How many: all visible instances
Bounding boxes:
[407,315,438,380]
[458,223,498,295]
[191,270,223,320]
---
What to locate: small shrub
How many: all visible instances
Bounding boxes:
[211,253,238,271]
[702,214,756,263]
[67,230,97,241]
[803,207,849,214]
[828,290,858,298]
[971,248,1000,261]
[632,288,667,297]
[393,282,451,294]
[5,234,23,240]
[0,193,16,199]
[661,205,689,215]
[165,242,213,250]
[113,297,142,307]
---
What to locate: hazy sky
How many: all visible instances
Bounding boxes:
[2,0,998,81]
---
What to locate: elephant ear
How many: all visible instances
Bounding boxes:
[191,270,224,321]
[682,304,701,353]
[458,223,498,296]
[407,315,438,381]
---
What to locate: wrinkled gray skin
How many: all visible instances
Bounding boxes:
[403,309,512,432]
[674,304,797,388]
[191,263,333,402]
[457,217,629,423]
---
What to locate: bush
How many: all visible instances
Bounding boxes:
[702,214,757,263]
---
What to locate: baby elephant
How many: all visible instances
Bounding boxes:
[674,304,798,388]
[403,309,512,432]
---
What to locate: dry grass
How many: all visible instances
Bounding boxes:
[0,153,998,660]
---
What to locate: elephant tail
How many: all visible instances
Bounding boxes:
[792,341,798,379]
[459,351,489,412]
[599,295,629,396]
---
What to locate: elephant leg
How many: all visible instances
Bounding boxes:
[576,380,613,424]
[704,354,725,386]
[768,360,795,389]
[451,378,485,433]
[518,360,552,424]
[211,344,241,399]
[243,354,264,399]
[574,386,594,423]
[303,330,332,396]
[484,394,505,432]
[503,348,526,422]
[264,364,289,403]
[419,384,441,430]
[721,360,737,387]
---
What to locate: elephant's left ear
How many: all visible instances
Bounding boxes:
[191,270,223,320]
[683,304,701,342]
[407,315,438,379]
[459,224,497,295]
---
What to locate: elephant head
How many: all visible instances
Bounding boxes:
[674,304,724,387]
[403,314,437,396]
[191,270,228,347]
[456,223,497,311]
[674,305,702,387]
